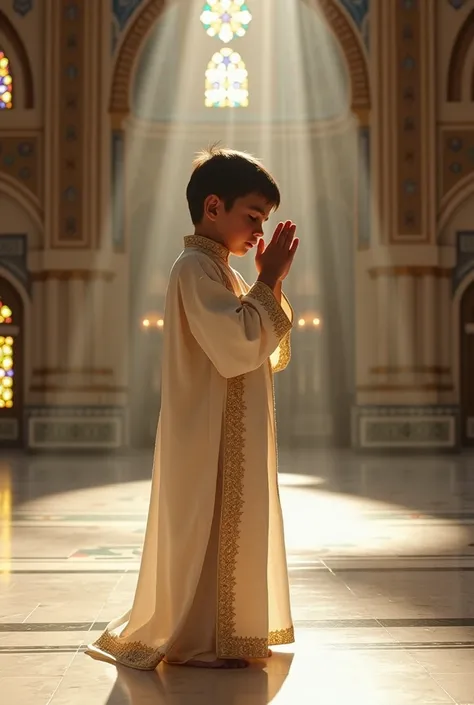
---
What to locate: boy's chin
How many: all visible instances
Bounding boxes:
[230,243,253,257]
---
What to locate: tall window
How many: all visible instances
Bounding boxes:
[200,1,252,108]
[0,299,14,409]
[0,51,12,110]
[205,48,248,108]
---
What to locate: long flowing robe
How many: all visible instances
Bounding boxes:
[87,234,295,669]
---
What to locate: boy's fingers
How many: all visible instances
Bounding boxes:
[289,237,299,256]
[272,222,285,243]
[256,239,265,255]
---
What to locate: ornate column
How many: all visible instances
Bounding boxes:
[421,273,437,370]
[395,272,416,369]
[67,275,86,370]
[44,277,60,370]
[27,1,127,450]
[353,0,456,449]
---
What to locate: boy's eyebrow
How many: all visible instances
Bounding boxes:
[248,205,269,220]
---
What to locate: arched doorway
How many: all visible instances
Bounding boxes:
[460,280,474,446]
[113,0,370,448]
[0,277,24,447]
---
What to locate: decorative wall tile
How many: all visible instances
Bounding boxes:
[442,130,474,198]
[0,137,39,197]
[363,419,453,445]
[13,0,33,16]
[56,0,85,245]
[395,0,422,237]
[26,406,126,449]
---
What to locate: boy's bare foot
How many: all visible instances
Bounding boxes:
[186,658,249,669]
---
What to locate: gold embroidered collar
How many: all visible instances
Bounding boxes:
[184,235,230,263]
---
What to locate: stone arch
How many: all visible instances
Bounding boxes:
[0,9,34,108]
[438,171,474,240]
[452,267,474,402]
[447,7,474,102]
[109,0,371,120]
[0,173,43,235]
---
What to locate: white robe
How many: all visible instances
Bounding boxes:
[87,234,294,669]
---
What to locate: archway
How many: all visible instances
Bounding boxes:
[460,280,474,446]
[447,7,474,102]
[112,0,369,448]
[109,0,370,122]
[0,9,34,108]
[0,276,24,447]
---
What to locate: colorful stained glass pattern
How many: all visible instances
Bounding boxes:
[205,48,249,107]
[200,1,252,44]
[0,52,12,110]
[0,299,14,409]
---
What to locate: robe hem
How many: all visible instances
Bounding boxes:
[218,625,295,659]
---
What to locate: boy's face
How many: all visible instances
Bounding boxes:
[204,193,273,257]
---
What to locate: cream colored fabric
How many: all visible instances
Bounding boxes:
[87,235,295,670]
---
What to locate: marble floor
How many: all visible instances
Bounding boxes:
[2,449,474,704]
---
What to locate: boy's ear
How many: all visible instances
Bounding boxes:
[203,194,221,221]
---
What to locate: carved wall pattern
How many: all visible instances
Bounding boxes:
[54,0,86,247]
[394,0,423,238]
[0,137,39,198]
[441,129,474,198]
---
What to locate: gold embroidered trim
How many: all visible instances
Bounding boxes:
[217,371,294,658]
[246,281,292,339]
[217,374,249,657]
[184,234,230,263]
[92,630,164,671]
[269,625,295,646]
[271,330,292,373]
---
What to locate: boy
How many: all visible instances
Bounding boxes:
[86,147,299,670]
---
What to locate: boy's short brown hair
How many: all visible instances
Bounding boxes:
[186,145,281,225]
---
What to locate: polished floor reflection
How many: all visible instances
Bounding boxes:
[1,449,474,704]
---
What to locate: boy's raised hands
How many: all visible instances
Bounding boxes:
[255,221,299,286]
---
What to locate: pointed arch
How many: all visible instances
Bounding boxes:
[0,10,34,108]
[447,7,474,102]
[109,0,370,119]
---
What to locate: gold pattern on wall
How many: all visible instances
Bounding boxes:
[441,130,474,199]
[395,0,422,238]
[0,137,39,198]
[56,0,86,247]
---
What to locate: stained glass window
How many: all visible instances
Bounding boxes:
[200,1,252,44]
[0,300,14,410]
[0,52,13,110]
[205,48,249,108]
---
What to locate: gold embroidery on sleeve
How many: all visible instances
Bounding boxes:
[271,330,292,373]
[246,281,292,339]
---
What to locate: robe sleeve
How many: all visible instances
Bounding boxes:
[177,255,292,379]
[270,292,293,373]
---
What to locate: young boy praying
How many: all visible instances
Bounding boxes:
[86,147,299,670]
